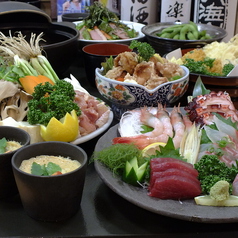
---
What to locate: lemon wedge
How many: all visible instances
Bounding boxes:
[142,142,166,157]
[194,195,238,206]
[40,110,79,142]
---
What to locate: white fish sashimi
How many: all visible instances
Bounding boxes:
[213,115,238,141]
[204,126,228,144]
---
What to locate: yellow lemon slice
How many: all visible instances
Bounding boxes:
[40,110,79,142]
[194,195,238,207]
[142,142,166,157]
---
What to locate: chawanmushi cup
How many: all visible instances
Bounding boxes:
[0,126,30,199]
[11,141,88,222]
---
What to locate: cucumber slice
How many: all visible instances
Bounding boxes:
[122,157,148,186]
[195,195,238,206]
[137,161,148,181]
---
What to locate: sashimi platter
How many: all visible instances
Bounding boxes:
[92,78,238,223]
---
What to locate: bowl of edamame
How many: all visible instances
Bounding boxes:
[141,21,227,56]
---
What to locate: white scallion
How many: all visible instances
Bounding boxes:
[0,31,59,83]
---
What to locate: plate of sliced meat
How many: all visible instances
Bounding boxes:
[94,124,238,223]
[71,90,114,145]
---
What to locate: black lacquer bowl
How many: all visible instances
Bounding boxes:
[0,1,79,76]
[142,22,227,55]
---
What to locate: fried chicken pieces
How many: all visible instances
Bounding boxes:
[105,52,183,89]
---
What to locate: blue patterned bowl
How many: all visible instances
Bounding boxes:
[95,66,189,118]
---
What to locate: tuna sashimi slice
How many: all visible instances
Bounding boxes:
[150,157,193,167]
[148,175,202,199]
[149,168,201,191]
[150,161,199,177]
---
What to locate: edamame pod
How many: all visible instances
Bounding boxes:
[187,32,196,40]
[188,21,199,39]
[179,25,191,40]
[156,21,212,41]
[157,24,184,37]
[170,28,181,38]
[173,34,180,39]
[198,30,206,38]
[159,32,172,38]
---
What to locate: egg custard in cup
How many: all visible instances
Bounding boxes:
[11,141,88,222]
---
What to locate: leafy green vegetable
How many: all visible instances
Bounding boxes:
[92,143,143,176]
[194,155,238,194]
[0,138,7,154]
[129,40,155,62]
[101,56,114,75]
[183,57,235,77]
[27,80,81,126]
[170,75,181,81]
[183,57,220,76]
[84,2,119,29]
[147,137,185,161]
[0,56,25,83]
[140,125,153,134]
[76,2,138,40]
[222,63,234,76]
[31,162,62,176]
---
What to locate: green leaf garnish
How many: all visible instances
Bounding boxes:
[192,76,210,98]
[148,137,186,161]
[0,138,7,154]
[31,162,62,176]
[140,125,153,134]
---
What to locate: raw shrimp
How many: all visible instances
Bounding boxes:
[140,107,164,137]
[156,104,173,137]
[170,106,185,149]
[113,106,168,149]
[182,114,193,133]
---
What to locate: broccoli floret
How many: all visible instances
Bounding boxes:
[210,180,230,201]
[129,40,155,62]
[222,63,234,76]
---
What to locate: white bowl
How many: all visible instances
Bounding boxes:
[73,20,145,48]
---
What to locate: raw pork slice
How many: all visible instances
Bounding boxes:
[148,175,202,199]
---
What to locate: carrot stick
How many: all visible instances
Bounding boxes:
[94,26,112,39]
[100,30,112,39]
[19,75,54,95]
[116,77,125,81]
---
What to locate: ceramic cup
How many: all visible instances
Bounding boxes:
[0,126,30,199]
[82,43,131,87]
[12,141,88,222]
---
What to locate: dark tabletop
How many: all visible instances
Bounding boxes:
[1,52,238,238]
